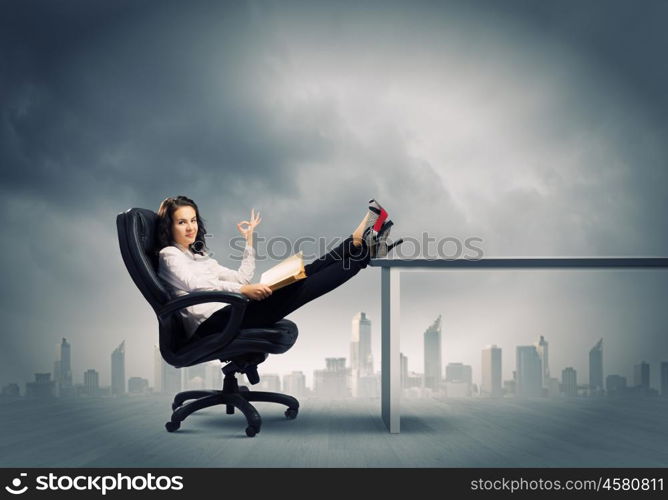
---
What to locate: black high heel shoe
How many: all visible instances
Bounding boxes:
[367,199,389,234]
[374,237,404,258]
[370,220,403,258]
[364,219,392,246]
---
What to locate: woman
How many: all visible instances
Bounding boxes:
[156,195,401,341]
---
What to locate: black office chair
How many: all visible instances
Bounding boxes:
[116,208,299,437]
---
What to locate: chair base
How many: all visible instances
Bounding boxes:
[166,373,299,437]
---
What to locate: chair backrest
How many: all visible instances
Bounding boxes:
[116,208,169,313]
[116,208,189,358]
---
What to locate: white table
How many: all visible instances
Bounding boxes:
[368,257,668,433]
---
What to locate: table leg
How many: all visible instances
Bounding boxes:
[381,267,400,433]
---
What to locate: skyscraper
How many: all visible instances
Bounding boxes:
[589,338,603,396]
[283,371,307,397]
[60,338,72,386]
[445,362,472,397]
[561,367,577,397]
[516,345,542,397]
[54,338,73,396]
[400,352,408,390]
[445,363,472,384]
[154,345,182,394]
[633,361,650,390]
[350,312,374,397]
[314,357,349,398]
[111,341,125,396]
[481,345,502,397]
[661,362,668,397]
[26,373,55,399]
[256,374,281,392]
[535,335,549,388]
[83,369,99,396]
[606,374,627,396]
[128,377,149,394]
[423,315,442,391]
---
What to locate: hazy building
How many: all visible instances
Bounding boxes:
[1,383,20,397]
[424,315,443,391]
[445,363,472,384]
[589,338,604,395]
[60,338,72,387]
[443,362,471,397]
[154,345,182,394]
[283,371,307,397]
[633,361,650,390]
[26,373,56,399]
[111,341,126,396]
[53,338,74,397]
[256,373,281,392]
[350,312,374,397]
[535,335,549,388]
[561,367,577,397]
[481,345,502,397]
[503,379,516,396]
[53,360,61,385]
[83,369,100,396]
[206,362,223,390]
[606,374,627,396]
[153,346,162,392]
[661,362,668,397]
[405,371,424,390]
[516,346,542,397]
[445,381,471,397]
[400,353,408,389]
[314,357,349,398]
[185,364,206,390]
[546,377,560,398]
[128,377,149,394]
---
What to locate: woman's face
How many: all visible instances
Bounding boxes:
[171,205,198,249]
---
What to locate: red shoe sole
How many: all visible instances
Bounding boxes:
[373,207,388,232]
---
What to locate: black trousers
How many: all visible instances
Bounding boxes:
[193,235,371,338]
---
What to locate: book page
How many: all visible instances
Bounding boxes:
[260,252,304,286]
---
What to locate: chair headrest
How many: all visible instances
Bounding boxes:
[130,208,160,256]
[116,207,170,313]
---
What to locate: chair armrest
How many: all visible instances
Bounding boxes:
[157,291,249,320]
[158,291,251,366]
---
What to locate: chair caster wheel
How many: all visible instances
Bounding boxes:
[239,386,249,392]
[285,408,298,420]
[165,421,180,432]
[245,426,260,437]
[171,402,180,411]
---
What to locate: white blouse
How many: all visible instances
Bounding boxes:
[157,242,255,338]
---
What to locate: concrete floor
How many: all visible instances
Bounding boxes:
[1,395,666,467]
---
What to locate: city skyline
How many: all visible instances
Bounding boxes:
[4,312,666,400]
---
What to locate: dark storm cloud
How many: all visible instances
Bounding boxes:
[485,0,668,123]
[0,0,314,210]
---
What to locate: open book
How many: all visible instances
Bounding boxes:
[259,251,307,291]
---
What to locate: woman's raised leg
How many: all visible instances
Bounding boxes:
[240,241,371,328]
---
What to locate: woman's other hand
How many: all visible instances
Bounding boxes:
[240,283,273,301]
[237,208,261,246]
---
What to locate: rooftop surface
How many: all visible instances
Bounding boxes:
[1,395,666,467]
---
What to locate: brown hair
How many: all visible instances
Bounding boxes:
[156,195,209,256]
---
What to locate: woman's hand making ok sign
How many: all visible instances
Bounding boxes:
[237,208,261,246]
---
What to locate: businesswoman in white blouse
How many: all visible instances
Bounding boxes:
[156,195,397,342]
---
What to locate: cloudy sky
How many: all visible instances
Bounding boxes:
[1,0,667,391]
